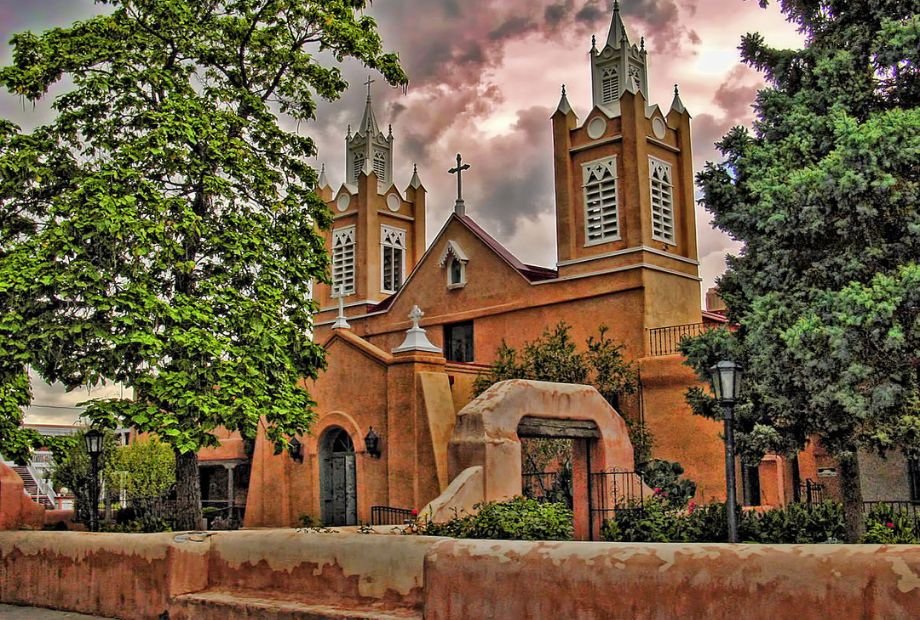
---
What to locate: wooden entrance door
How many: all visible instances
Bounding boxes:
[320,428,357,526]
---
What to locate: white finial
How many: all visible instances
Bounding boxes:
[332,285,351,330]
[409,305,423,328]
[392,305,441,354]
[409,163,423,189]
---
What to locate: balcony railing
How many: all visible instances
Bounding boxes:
[647,322,709,357]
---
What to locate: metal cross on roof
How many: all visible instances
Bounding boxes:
[364,75,375,98]
[448,153,471,216]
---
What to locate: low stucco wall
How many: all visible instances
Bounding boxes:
[206,530,437,609]
[424,539,920,619]
[2,530,919,619]
[0,531,210,618]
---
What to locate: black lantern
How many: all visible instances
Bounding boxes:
[365,427,381,458]
[289,436,304,463]
[84,428,104,532]
[708,360,743,407]
[708,360,744,543]
[84,428,104,456]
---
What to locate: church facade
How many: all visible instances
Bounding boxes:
[225,5,816,529]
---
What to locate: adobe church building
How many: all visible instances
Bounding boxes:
[204,5,822,532]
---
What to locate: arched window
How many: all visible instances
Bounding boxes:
[353,152,365,182]
[601,67,619,103]
[373,151,386,182]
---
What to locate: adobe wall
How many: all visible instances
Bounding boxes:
[639,354,727,502]
[424,539,920,619]
[0,463,45,531]
[1,531,919,620]
[0,531,209,618]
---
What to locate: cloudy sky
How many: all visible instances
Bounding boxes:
[1,0,802,423]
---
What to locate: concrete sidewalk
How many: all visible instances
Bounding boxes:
[0,604,109,619]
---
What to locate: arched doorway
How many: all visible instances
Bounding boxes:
[319,427,357,526]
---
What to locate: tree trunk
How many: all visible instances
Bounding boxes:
[838,452,865,543]
[175,450,202,531]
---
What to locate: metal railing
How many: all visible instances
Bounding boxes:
[647,322,709,357]
[863,500,920,523]
[371,505,415,526]
[589,469,645,540]
[798,479,826,506]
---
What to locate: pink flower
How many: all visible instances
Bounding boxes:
[653,487,662,496]
[885,521,895,529]
[411,509,419,516]
[688,501,697,514]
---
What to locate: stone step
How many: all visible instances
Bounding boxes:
[169,591,422,620]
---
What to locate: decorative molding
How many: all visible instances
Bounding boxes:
[438,240,469,267]
[556,245,699,267]
[570,135,621,154]
[535,262,702,285]
[376,211,415,222]
[646,137,680,153]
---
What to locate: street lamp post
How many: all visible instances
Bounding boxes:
[83,428,104,532]
[708,360,743,543]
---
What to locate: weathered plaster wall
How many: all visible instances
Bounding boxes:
[2,531,920,620]
[0,531,209,619]
[639,354,726,502]
[424,539,920,620]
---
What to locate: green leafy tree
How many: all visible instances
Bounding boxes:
[106,436,176,500]
[0,1,406,528]
[690,0,919,541]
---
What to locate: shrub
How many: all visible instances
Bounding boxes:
[603,499,845,544]
[863,505,920,544]
[637,459,697,509]
[420,497,573,541]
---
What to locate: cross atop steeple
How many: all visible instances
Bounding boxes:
[448,153,471,216]
[364,75,375,99]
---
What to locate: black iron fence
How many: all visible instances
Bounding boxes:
[371,505,415,526]
[798,479,826,506]
[647,323,709,357]
[522,470,573,508]
[863,500,920,523]
[589,469,645,540]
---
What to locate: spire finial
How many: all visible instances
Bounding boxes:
[364,75,375,100]
[640,36,645,51]
[591,34,597,50]
[614,0,620,12]
[674,83,679,96]
[388,123,393,139]
[410,162,423,189]
[448,153,471,216]
[561,84,567,97]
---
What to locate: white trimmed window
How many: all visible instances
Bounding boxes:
[373,151,386,181]
[649,158,675,244]
[601,67,619,103]
[332,226,356,295]
[582,157,620,245]
[353,152,364,182]
[380,225,405,293]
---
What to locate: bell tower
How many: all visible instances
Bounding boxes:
[315,82,427,323]
[551,2,702,331]
[590,1,649,109]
